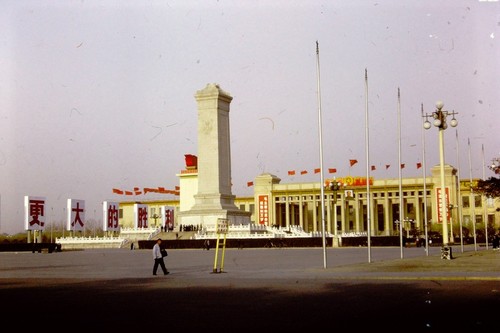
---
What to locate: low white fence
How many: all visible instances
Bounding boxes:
[56,236,126,249]
[55,226,368,248]
[192,224,335,239]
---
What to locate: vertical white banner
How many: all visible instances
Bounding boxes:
[67,199,85,232]
[103,201,120,232]
[24,196,46,231]
[134,203,148,228]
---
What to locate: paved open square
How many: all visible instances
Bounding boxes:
[1,245,499,331]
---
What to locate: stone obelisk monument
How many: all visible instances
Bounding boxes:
[178,83,250,231]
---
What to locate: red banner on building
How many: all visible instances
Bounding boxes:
[258,195,269,225]
[436,187,450,223]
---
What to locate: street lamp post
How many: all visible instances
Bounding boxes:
[423,101,458,257]
[403,218,414,239]
[326,179,346,234]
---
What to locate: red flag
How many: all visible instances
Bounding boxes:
[385,165,390,170]
[401,164,405,169]
[175,186,180,191]
[349,159,358,167]
[144,187,158,194]
[371,165,376,171]
[314,168,321,174]
[417,162,422,169]
[328,168,337,174]
[288,170,296,176]
[247,181,254,187]
[112,188,123,195]
[133,187,140,191]
[300,170,308,175]
[125,191,133,195]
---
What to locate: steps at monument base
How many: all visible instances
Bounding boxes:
[153,231,196,240]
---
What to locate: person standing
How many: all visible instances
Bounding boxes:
[152,239,169,276]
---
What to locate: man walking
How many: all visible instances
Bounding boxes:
[152,238,169,276]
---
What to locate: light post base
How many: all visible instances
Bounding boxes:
[440,246,453,260]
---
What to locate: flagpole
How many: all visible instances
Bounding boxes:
[397,88,404,259]
[468,138,478,251]
[364,69,371,263]
[455,129,464,252]
[316,41,327,269]
[421,104,429,256]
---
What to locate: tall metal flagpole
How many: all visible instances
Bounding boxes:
[397,88,404,259]
[364,69,371,263]
[316,41,327,269]
[456,129,464,253]
[468,138,478,251]
[421,104,429,256]
[482,144,488,250]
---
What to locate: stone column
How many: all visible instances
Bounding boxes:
[178,83,250,231]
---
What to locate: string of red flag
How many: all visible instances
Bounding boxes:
[281,161,423,179]
[112,187,180,196]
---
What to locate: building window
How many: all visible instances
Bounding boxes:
[474,195,482,208]
[407,203,414,215]
[462,196,470,208]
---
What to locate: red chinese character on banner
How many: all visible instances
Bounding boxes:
[29,199,45,227]
[107,204,119,229]
[71,202,84,228]
[138,207,148,228]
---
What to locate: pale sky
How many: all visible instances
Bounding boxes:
[1,0,499,235]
